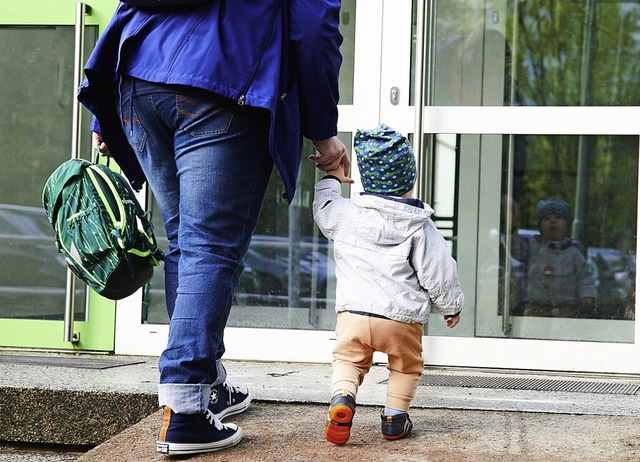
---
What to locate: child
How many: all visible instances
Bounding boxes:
[515,196,596,317]
[312,124,464,444]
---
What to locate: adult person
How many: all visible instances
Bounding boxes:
[78,0,348,456]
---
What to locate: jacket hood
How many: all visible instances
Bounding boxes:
[352,193,433,245]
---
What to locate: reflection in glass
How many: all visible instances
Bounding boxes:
[500,134,637,324]
[144,133,352,330]
[498,136,637,340]
[0,26,96,320]
[427,1,640,107]
[511,196,597,318]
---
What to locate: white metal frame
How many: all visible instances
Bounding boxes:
[114,1,640,374]
[114,0,388,363]
[420,106,640,374]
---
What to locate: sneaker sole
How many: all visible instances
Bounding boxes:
[213,391,252,421]
[382,422,413,441]
[156,427,243,455]
[324,404,354,445]
[382,432,409,441]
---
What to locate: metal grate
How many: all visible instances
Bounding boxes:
[418,374,640,395]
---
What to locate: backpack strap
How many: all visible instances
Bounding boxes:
[116,174,165,264]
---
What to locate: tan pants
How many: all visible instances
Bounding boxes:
[331,311,424,411]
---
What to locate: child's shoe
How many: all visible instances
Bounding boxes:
[324,390,356,445]
[381,411,413,440]
[156,406,242,455]
[209,380,252,420]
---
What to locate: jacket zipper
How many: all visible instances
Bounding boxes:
[237,2,282,106]
[280,58,296,101]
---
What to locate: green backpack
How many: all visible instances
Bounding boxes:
[42,158,164,300]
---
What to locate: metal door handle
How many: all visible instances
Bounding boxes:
[390,86,399,105]
[64,2,91,344]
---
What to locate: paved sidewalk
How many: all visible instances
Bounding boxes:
[1,353,639,461]
[77,359,640,462]
[78,402,640,462]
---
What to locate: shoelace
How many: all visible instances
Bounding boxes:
[204,409,224,431]
[222,380,246,401]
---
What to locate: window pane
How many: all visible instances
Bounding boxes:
[0,26,94,320]
[479,133,636,343]
[144,133,353,331]
[432,1,640,106]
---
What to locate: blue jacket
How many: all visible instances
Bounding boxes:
[78,0,343,201]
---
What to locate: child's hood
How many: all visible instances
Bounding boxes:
[352,193,433,245]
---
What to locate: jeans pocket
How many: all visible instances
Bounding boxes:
[176,94,235,137]
[118,99,148,153]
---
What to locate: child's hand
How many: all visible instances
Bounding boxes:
[444,314,460,328]
[580,297,595,316]
[326,163,354,184]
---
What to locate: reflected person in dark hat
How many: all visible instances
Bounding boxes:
[518,196,596,317]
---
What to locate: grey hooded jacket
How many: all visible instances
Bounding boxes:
[313,177,464,324]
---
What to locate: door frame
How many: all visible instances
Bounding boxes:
[113,1,640,375]
[0,0,120,352]
[114,0,391,363]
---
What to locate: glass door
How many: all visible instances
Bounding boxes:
[114,0,640,375]
[114,0,411,361]
[419,0,640,373]
[0,0,119,351]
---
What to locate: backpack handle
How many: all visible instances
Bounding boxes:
[93,146,112,168]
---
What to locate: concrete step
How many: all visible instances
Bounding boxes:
[1,351,639,460]
[0,352,158,446]
[78,402,640,462]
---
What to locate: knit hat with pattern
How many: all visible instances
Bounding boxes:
[354,124,416,196]
[537,196,572,223]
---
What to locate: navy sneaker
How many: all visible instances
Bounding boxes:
[381,411,413,440]
[324,390,356,445]
[156,407,242,455]
[209,380,252,420]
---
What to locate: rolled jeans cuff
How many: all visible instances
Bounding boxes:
[158,383,211,414]
[158,361,227,413]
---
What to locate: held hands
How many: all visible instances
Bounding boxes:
[444,314,460,328]
[325,164,354,184]
[310,136,350,177]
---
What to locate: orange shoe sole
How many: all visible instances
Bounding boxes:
[382,432,407,441]
[324,404,354,445]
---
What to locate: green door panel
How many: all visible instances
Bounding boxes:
[0,0,121,352]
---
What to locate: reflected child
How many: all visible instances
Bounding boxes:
[517,196,596,317]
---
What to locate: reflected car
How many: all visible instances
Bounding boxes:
[148,234,334,309]
[0,204,76,319]
[237,235,334,308]
[587,247,633,319]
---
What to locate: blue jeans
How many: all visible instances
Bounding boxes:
[119,77,273,413]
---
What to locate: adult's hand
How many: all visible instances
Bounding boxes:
[310,136,350,177]
[93,132,109,156]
